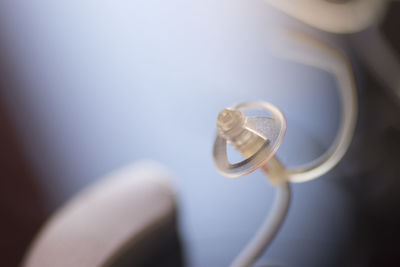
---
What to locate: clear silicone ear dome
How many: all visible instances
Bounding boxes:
[213,101,286,178]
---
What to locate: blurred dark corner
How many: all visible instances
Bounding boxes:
[0,1,400,267]
[0,59,46,265]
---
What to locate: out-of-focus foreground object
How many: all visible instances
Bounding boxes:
[22,161,182,267]
[265,0,390,34]
[266,0,400,105]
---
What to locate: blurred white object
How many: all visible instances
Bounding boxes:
[267,0,400,103]
[22,161,178,267]
[265,0,389,33]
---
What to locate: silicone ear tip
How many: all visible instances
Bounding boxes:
[213,101,286,177]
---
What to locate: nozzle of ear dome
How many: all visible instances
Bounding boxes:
[213,102,287,182]
[216,108,268,159]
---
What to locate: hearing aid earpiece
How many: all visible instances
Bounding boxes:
[213,30,358,267]
[213,101,287,184]
[213,101,291,267]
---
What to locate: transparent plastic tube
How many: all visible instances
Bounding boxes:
[231,182,291,267]
[275,31,358,183]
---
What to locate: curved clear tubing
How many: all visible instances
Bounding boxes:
[231,182,291,267]
[230,32,358,266]
[281,30,358,183]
